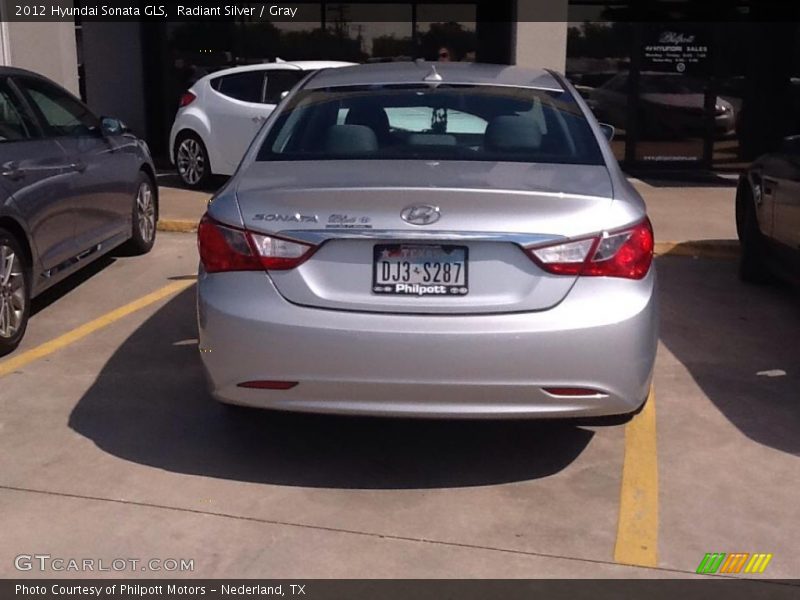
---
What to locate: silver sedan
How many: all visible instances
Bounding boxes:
[197,62,658,420]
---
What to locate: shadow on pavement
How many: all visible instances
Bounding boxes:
[31,255,115,317]
[658,256,800,456]
[69,287,594,489]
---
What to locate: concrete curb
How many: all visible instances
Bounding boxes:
[654,240,739,260]
[158,219,199,233]
[157,220,740,260]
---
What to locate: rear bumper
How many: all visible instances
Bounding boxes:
[198,269,658,419]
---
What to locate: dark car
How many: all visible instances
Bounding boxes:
[590,71,735,139]
[737,134,800,284]
[0,67,157,355]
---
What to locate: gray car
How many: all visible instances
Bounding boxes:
[197,62,658,420]
[737,134,800,284]
[0,67,157,355]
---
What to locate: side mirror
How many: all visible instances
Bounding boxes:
[781,134,800,155]
[598,122,615,141]
[101,116,129,136]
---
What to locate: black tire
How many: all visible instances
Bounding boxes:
[174,131,212,189]
[121,171,157,255]
[738,186,771,284]
[0,228,31,357]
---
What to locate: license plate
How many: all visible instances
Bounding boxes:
[372,244,469,296]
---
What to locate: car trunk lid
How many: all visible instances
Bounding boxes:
[235,160,614,314]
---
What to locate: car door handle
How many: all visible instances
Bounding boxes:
[1,161,26,180]
[70,161,87,173]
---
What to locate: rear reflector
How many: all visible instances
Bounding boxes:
[237,381,298,390]
[543,387,606,397]
[527,218,654,280]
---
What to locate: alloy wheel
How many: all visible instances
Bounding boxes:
[0,244,26,339]
[176,138,205,185]
[137,181,156,243]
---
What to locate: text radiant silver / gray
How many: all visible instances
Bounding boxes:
[197,62,658,421]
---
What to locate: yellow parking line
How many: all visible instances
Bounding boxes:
[0,280,194,378]
[614,386,659,567]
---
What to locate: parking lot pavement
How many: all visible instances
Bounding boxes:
[154,173,213,227]
[656,258,799,575]
[0,232,797,579]
[630,178,739,245]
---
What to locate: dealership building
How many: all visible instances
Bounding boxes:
[1,1,798,170]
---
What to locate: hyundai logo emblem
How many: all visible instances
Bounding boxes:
[401,204,441,226]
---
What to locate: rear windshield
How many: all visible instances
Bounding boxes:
[256,84,603,165]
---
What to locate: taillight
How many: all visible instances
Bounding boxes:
[527,218,654,280]
[198,215,261,272]
[197,214,316,273]
[179,91,197,107]
[248,232,316,270]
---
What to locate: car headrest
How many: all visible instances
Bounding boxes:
[485,115,543,151]
[345,104,390,136]
[323,124,379,154]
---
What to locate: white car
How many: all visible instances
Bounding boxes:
[169,61,354,188]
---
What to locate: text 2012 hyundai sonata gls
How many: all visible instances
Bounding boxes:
[197,62,658,420]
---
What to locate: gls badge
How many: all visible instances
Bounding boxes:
[253,213,318,223]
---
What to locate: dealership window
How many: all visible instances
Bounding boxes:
[318,3,477,63]
[566,1,800,170]
[712,20,800,167]
[567,3,741,168]
[566,11,632,164]
[416,4,477,61]
[324,3,413,62]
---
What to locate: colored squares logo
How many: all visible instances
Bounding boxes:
[696,553,773,574]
